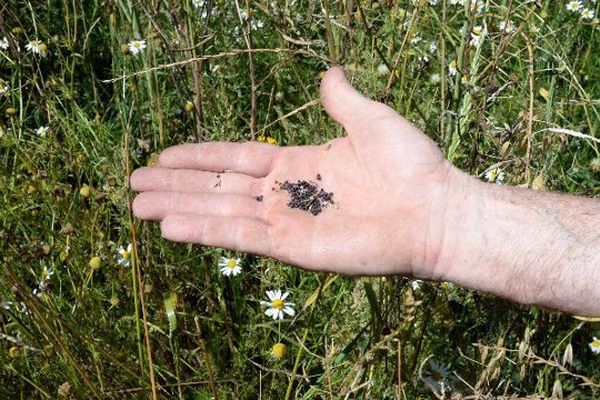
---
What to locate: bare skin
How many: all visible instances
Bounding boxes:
[130,66,600,316]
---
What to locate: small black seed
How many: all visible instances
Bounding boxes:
[316,173,322,181]
[216,174,220,178]
[277,179,335,216]
[255,195,264,202]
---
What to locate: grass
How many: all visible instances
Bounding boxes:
[1,0,599,398]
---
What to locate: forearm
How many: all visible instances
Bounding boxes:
[436,167,600,316]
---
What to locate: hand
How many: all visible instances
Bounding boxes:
[130,66,457,278]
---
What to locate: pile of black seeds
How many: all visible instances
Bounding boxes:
[277,178,334,216]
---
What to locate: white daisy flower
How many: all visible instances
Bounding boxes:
[26,40,48,56]
[0,37,9,50]
[251,20,264,30]
[376,63,390,77]
[566,1,583,12]
[192,0,210,18]
[40,266,54,281]
[218,257,242,277]
[410,36,423,44]
[470,25,486,47]
[498,19,515,33]
[581,8,595,20]
[429,41,438,53]
[117,243,133,267]
[451,0,485,12]
[448,60,458,77]
[590,337,600,354]
[0,80,8,95]
[472,0,486,13]
[411,280,422,291]
[127,40,146,56]
[260,290,295,320]
[35,126,49,137]
[484,167,507,184]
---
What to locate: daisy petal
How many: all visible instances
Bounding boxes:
[283,307,295,316]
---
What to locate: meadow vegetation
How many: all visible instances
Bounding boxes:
[0,0,599,398]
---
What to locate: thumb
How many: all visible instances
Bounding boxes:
[320,66,372,128]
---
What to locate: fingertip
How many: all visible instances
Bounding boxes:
[319,66,347,102]
[130,167,156,190]
[161,214,196,243]
[319,66,369,127]
[157,146,178,167]
[131,193,143,218]
[131,192,154,220]
[129,168,142,190]
[160,214,179,241]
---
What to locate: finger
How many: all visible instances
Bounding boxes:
[130,167,260,195]
[320,66,373,127]
[158,141,279,177]
[160,214,271,255]
[132,192,261,221]
[321,66,396,130]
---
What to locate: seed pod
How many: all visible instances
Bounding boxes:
[480,345,489,365]
[552,378,563,399]
[500,141,512,158]
[491,366,501,381]
[519,364,527,380]
[9,346,21,358]
[518,341,527,363]
[89,256,101,271]
[79,184,91,198]
[531,173,547,191]
[562,343,573,367]
[57,382,71,397]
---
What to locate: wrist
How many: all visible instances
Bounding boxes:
[423,164,483,283]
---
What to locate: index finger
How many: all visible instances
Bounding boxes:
[158,141,279,177]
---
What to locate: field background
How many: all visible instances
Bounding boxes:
[1,0,600,398]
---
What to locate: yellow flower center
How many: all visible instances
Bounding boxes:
[122,251,130,260]
[272,299,284,310]
[271,343,286,359]
[134,42,141,48]
[226,259,237,269]
[593,339,600,348]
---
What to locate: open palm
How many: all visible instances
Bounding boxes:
[131,67,453,278]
